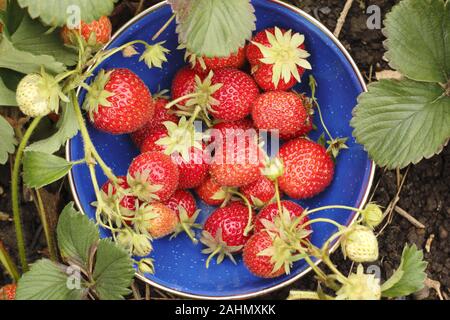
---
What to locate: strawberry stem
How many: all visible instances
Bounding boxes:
[11,116,43,273]
[229,190,253,236]
[0,240,20,282]
[164,93,199,110]
[152,14,176,41]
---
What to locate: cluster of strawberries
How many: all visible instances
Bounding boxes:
[81,23,338,278]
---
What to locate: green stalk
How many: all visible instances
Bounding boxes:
[11,116,43,272]
[34,189,58,262]
[0,241,20,282]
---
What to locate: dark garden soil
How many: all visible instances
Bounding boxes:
[0,0,448,300]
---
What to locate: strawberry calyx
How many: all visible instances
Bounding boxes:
[335,264,381,300]
[139,41,170,69]
[261,156,284,181]
[132,202,162,236]
[96,181,137,226]
[126,171,163,203]
[253,27,312,87]
[257,230,307,276]
[171,206,202,244]
[326,137,349,159]
[200,228,243,268]
[82,69,114,121]
[155,116,204,162]
[165,71,223,123]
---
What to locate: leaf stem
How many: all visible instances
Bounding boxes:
[0,240,20,282]
[152,14,176,41]
[11,116,43,272]
[34,189,58,262]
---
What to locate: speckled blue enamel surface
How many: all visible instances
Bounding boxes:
[68,0,373,298]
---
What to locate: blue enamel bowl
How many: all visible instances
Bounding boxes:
[67,0,374,299]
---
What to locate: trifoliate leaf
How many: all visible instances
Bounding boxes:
[351,79,450,169]
[381,244,428,298]
[0,34,66,74]
[16,259,87,300]
[384,0,450,83]
[0,114,16,164]
[92,239,135,300]
[26,102,79,154]
[172,0,256,57]
[11,13,77,66]
[0,76,16,106]
[57,203,99,268]
[17,0,118,27]
[23,151,73,188]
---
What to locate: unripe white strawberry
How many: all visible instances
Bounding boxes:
[16,71,67,117]
[341,225,378,263]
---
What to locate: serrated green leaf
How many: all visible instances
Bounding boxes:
[381,244,428,297]
[92,239,134,300]
[23,151,73,188]
[26,102,79,154]
[384,0,450,83]
[0,34,66,74]
[16,259,87,300]
[351,79,450,169]
[173,0,256,57]
[18,0,118,27]
[0,114,17,164]
[0,0,26,37]
[57,202,99,267]
[0,76,16,106]
[11,14,77,66]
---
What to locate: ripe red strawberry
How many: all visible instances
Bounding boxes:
[278,138,334,199]
[84,68,154,134]
[142,203,178,239]
[141,131,210,189]
[190,46,247,74]
[171,66,206,107]
[164,190,201,243]
[0,284,16,300]
[131,97,178,148]
[208,68,259,121]
[209,118,255,144]
[201,202,254,267]
[100,176,138,225]
[254,201,310,233]
[240,176,276,208]
[195,176,231,206]
[252,91,312,140]
[61,16,112,46]
[174,145,210,189]
[140,129,168,153]
[243,231,285,278]
[209,137,263,187]
[127,152,179,202]
[246,27,311,91]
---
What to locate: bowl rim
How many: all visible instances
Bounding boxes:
[66,0,375,300]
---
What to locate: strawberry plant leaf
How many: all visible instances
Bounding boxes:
[384,0,450,83]
[17,0,118,27]
[57,203,99,268]
[92,239,135,300]
[23,151,73,188]
[16,259,87,300]
[172,0,256,57]
[0,76,16,106]
[351,79,450,169]
[11,14,77,66]
[0,114,17,164]
[0,34,66,74]
[381,244,427,297]
[26,102,79,154]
